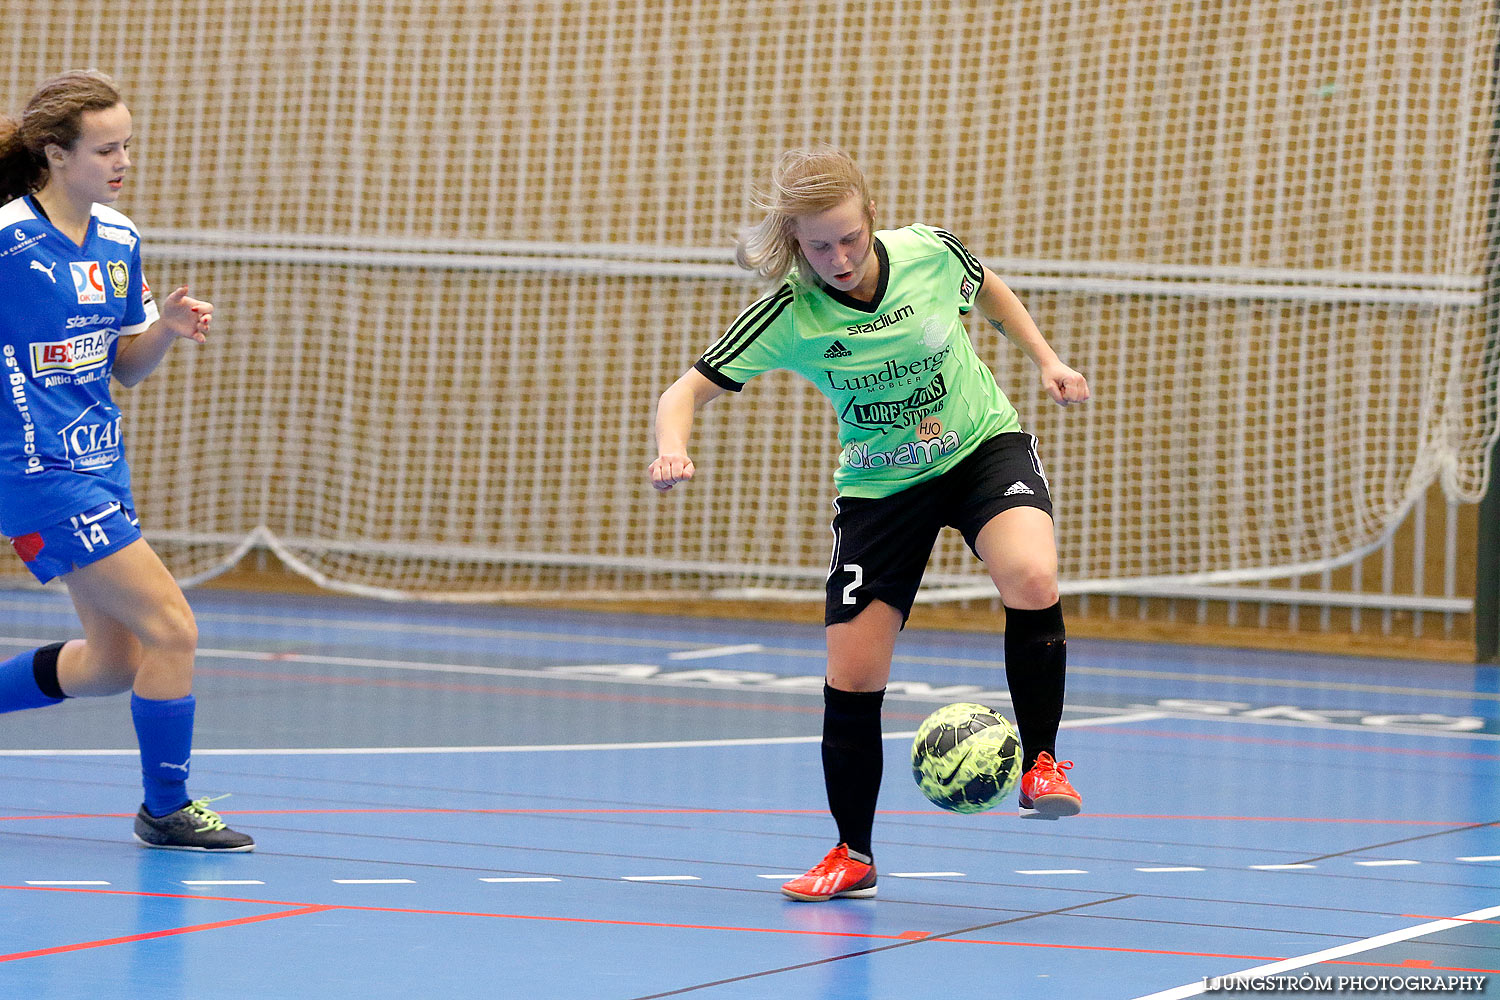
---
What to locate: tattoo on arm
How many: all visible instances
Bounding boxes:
[986,317,1009,338]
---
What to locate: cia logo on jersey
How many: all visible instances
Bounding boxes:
[107,260,129,298]
[70,261,105,304]
[58,403,123,472]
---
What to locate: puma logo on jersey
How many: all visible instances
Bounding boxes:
[823,340,852,359]
[30,260,56,283]
[159,758,191,774]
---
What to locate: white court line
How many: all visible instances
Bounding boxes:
[1459,855,1500,862]
[1055,710,1166,728]
[1353,859,1419,867]
[6,628,1491,738]
[0,708,1151,757]
[0,736,826,756]
[889,871,964,878]
[668,644,764,660]
[1130,902,1500,1000]
[182,880,264,886]
[1,608,1494,702]
[756,874,800,879]
[25,880,110,886]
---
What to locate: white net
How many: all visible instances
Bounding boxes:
[1,1,1496,601]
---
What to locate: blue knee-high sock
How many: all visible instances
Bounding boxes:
[0,644,67,713]
[130,693,195,818]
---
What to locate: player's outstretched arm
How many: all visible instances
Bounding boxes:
[650,367,728,492]
[974,265,1090,407]
[113,286,213,388]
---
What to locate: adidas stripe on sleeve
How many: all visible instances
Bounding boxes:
[694,284,795,391]
[930,227,984,312]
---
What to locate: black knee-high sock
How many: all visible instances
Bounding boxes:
[1003,602,1067,773]
[821,684,885,859]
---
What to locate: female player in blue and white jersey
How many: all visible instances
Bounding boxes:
[650,147,1089,900]
[0,71,252,851]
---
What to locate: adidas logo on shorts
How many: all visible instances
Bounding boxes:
[1004,481,1035,496]
[823,340,852,358]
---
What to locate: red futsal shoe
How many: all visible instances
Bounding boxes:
[1018,751,1082,819]
[780,843,877,901]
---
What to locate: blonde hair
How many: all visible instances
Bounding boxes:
[0,69,122,204]
[735,146,874,284]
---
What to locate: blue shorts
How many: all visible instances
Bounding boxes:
[8,500,142,584]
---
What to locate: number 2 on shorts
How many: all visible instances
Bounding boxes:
[841,563,863,605]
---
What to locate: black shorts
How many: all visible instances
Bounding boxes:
[824,432,1053,627]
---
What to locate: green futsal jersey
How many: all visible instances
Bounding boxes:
[695,224,1022,498]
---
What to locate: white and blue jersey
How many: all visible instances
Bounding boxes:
[0,195,158,538]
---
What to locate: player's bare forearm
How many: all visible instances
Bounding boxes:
[111,323,179,387]
[112,287,212,388]
[655,370,721,451]
[650,368,728,491]
[976,265,1090,406]
[975,266,1060,371]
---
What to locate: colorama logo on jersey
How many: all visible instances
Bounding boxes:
[70,261,105,304]
[31,331,112,376]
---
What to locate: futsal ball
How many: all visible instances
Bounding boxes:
[911,703,1023,814]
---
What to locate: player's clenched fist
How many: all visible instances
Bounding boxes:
[649,454,695,491]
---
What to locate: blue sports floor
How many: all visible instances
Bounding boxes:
[0,587,1496,999]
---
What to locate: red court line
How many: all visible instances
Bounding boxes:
[196,666,920,722]
[5,884,1496,972]
[1099,727,1500,762]
[0,807,1475,823]
[0,904,332,963]
[1403,914,1500,925]
[942,935,1500,973]
[0,884,1294,963]
[0,812,138,821]
[0,807,1478,823]
[197,666,834,713]
[1069,814,1476,826]
[1325,959,1500,974]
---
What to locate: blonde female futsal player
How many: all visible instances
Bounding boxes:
[650,147,1088,900]
[0,70,252,851]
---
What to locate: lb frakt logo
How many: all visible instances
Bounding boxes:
[31,331,112,376]
[70,261,105,304]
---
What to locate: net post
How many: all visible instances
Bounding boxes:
[1478,36,1500,665]
[1482,455,1499,663]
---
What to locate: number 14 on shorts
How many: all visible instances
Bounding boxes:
[70,502,120,553]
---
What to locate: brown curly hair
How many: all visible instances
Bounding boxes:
[0,70,122,204]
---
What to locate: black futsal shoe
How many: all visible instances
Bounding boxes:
[133,798,256,852]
